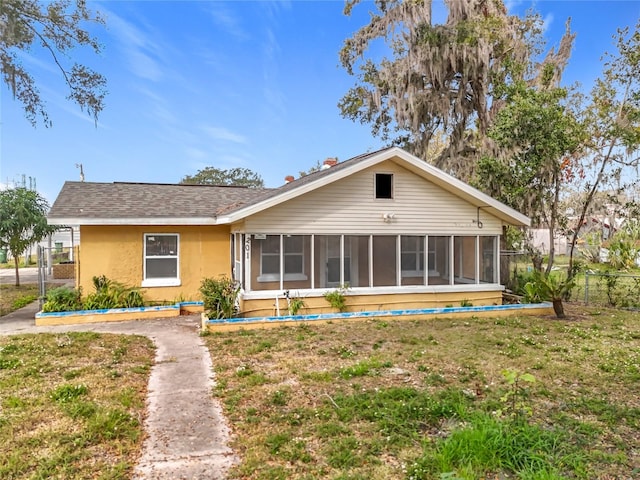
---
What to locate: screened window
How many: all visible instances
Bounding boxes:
[375,173,393,199]
[261,235,281,277]
[401,236,425,285]
[401,236,424,275]
[454,236,477,284]
[244,233,497,292]
[257,235,306,283]
[143,234,179,287]
[428,236,451,285]
[284,236,304,275]
[480,236,497,283]
[373,236,397,286]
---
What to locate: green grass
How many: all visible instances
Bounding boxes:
[0,332,154,479]
[0,284,39,316]
[204,304,640,479]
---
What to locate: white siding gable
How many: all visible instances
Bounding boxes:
[241,161,503,235]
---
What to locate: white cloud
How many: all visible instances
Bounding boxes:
[541,13,554,35]
[207,4,249,40]
[504,0,526,13]
[185,147,207,160]
[102,8,165,82]
[202,126,247,144]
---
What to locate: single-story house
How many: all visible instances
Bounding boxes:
[47,147,530,318]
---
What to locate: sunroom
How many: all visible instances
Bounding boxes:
[231,232,501,317]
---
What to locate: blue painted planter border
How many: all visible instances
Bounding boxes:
[205,302,554,326]
[36,301,204,319]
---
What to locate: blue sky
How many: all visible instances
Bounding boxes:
[2,1,640,203]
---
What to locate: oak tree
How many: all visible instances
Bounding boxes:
[1,0,107,126]
[475,80,584,273]
[180,167,265,188]
[339,0,574,178]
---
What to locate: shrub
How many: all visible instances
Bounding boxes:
[524,271,575,318]
[513,269,537,297]
[284,291,306,315]
[200,275,240,319]
[323,285,349,312]
[42,276,145,312]
[83,275,145,310]
[42,286,83,312]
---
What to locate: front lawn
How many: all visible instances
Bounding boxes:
[0,333,154,479]
[0,284,39,316]
[205,305,640,479]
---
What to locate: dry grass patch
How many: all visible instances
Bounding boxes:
[205,305,640,479]
[0,332,154,479]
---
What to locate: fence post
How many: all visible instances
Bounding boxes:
[584,272,589,304]
[37,246,46,310]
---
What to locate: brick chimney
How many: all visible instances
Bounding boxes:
[323,157,338,167]
[284,175,295,183]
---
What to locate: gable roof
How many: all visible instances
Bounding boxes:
[217,147,530,227]
[48,181,268,225]
[47,147,530,227]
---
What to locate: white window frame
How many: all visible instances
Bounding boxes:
[259,235,281,281]
[257,235,307,283]
[142,233,180,287]
[400,235,425,278]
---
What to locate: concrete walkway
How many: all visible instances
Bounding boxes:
[0,303,237,479]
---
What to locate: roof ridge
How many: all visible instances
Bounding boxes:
[113,181,266,189]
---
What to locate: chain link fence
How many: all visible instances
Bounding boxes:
[37,245,78,308]
[583,272,640,308]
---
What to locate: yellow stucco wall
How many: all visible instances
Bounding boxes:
[240,290,502,318]
[78,225,231,303]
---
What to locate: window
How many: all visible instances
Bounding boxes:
[284,236,304,276]
[401,236,424,275]
[428,236,451,284]
[480,236,497,283]
[375,173,393,199]
[244,233,496,292]
[143,234,179,287]
[401,236,425,285]
[257,235,307,283]
[261,235,280,277]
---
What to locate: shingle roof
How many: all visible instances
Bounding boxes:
[48,181,269,221]
[47,148,394,222]
[47,146,530,227]
[217,147,395,215]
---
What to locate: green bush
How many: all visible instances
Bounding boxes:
[42,286,83,313]
[83,275,145,310]
[324,284,349,312]
[200,275,240,319]
[524,271,575,318]
[513,269,537,296]
[42,276,145,312]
